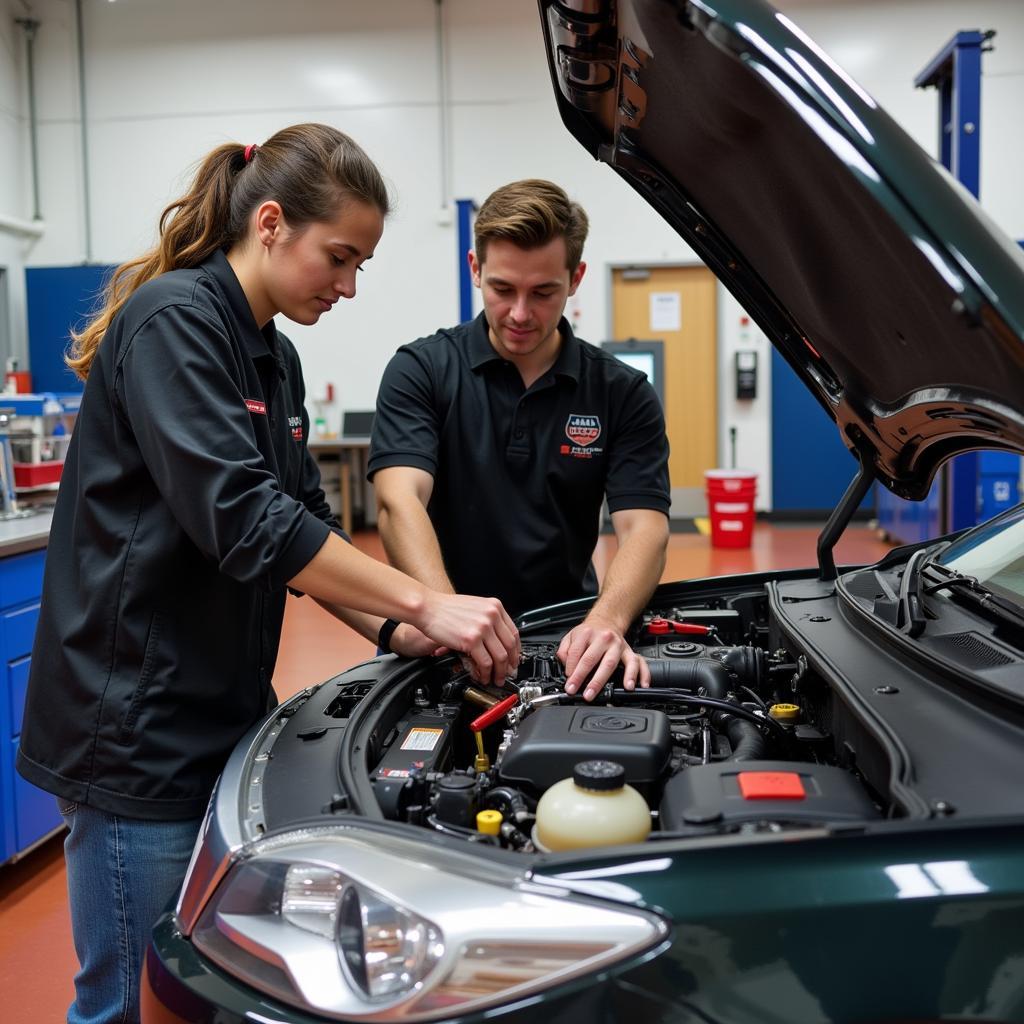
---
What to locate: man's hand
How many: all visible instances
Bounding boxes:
[557,614,651,701]
[417,593,521,686]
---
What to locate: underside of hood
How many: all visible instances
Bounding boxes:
[540,0,1024,499]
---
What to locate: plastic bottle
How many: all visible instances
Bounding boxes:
[533,760,651,852]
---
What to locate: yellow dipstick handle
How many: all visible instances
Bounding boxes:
[473,731,490,772]
[476,810,502,836]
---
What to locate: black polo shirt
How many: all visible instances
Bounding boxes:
[369,313,670,617]
[18,249,341,820]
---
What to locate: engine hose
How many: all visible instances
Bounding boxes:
[720,716,767,761]
[740,685,768,711]
[484,786,536,819]
[608,688,788,738]
[646,658,730,699]
[425,814,500,846]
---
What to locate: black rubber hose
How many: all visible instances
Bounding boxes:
[608,688,787,738]
[741,685,768,711]
[721,716,767,761]
[645,657,731,699]
[425,814,500,846]
[484,786,536,818]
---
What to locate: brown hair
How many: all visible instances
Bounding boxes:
[473,179,588,272]
[68,123,390,379]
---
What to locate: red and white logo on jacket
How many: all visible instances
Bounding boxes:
[244,399,267,415]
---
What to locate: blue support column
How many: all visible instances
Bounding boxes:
[951,37,983,198]
[455,198,477,324]
[913,31,989,200]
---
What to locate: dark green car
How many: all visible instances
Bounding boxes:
[142,1,1024,1021]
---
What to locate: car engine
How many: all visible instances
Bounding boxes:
[360,594,884,852]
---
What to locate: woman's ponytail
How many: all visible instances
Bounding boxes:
[68,124,388,380]
[67,144,244,380]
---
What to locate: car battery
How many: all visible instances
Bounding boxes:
[372,712,455,818]
[659,760,879,831]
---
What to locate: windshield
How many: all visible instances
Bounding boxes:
[936,504,1024,606]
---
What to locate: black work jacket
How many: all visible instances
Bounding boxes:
[17,250,340,820]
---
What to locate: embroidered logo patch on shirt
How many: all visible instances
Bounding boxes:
[566,414,601,446]
[288,415,303,441]
[244,399,267,415]
[562,414,604,459]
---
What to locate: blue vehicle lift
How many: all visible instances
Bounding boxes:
[877,29,1020,544]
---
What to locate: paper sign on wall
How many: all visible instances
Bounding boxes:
[649,291,681,331]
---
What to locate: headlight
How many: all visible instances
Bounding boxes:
[191,825,666,1021]
[283,863,444,999]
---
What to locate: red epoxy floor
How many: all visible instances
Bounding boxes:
[1,523,892,1022]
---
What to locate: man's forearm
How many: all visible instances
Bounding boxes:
[589,517,668,633]
[377,496,456,594]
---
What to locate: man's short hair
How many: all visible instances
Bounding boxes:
[474,179,589,272]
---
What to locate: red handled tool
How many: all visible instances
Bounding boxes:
[470,692,519,732]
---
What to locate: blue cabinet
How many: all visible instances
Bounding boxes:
[26,264,114,395]
[0,548,60,862]
[770,349,875,514]
[876,477,945,547]
[977,451,1021,522]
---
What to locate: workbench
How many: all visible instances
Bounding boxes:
[307,438,373,535]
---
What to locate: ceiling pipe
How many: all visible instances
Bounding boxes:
[14,18,41,223]
[75,0,94,261]
[435,0,452,223]
[0,214,46,238]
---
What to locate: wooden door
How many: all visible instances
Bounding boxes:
[611,265,718,516]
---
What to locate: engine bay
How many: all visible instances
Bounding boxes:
[249,565,1024,856]
[355,587,887,853]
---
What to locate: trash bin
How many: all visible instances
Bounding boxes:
[704,469,757,548]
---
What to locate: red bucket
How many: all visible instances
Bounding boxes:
[704,469,757,548]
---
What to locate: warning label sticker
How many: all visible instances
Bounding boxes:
[377,768,412,779]
[400,727,444,751]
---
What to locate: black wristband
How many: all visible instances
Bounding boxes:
[377,617,401,654]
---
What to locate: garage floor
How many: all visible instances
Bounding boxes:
[1,523,892,1023]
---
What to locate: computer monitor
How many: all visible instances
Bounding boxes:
[600,339,665,404]
[341,410,376,439]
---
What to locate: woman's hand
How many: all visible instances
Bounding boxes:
[416,593,521,685]
[388,623,448,659]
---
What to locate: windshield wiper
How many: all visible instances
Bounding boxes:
[921,561,1024,629]
[921,564,984,596]
[896,548,928,638]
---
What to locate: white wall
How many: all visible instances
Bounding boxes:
[12,0,692,426]
[5,0,1024,509]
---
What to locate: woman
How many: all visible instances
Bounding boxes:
[16,123,519,1024]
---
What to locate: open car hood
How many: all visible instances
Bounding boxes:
[539,0,1024,499]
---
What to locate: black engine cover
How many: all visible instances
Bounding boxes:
[659,760,879,831]
[498,706,671,790]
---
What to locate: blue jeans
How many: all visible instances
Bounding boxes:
[58,799,202,1024]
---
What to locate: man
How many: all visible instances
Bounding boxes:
[369,179,669,700]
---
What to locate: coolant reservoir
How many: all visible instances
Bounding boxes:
[534,760,651,852]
